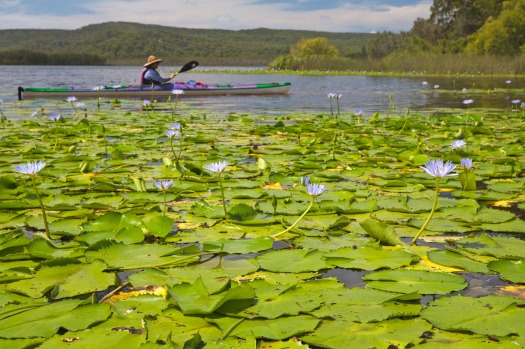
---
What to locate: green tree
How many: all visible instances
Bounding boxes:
[465,0,525,54]
[430,0,503,40]
[366,31,408,59]
[289,37,339,57]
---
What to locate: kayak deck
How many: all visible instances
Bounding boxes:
[18,82,291,100]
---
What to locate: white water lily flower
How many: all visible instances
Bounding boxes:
[49,113,61,121]
[461,158,473,170]
[165,129,180,139]
[451,140,466,149]
[420,159,456,178]
[15,161,46,176]
[205,160,229,173]
[153,180,174,191]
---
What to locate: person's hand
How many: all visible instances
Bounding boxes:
[169,73,178,79]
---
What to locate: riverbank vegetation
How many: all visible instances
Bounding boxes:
[270,0,525,75]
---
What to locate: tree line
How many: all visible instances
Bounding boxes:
[269,0,525,74]
[0,22,373,66]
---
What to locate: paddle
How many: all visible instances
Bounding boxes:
[171,60,199,78]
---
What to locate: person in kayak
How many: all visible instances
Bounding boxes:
[140,55,176,85]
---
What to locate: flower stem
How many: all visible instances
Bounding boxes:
[272,198,315,239]
[218,174,227,216]
[412,178,440,245]
[31,176,50,239]
[169,138,178,161]
[53,121,59,151]
[163,190,167,216]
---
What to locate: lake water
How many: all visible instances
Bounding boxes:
[1,65,523,115]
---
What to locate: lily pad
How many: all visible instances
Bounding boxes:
[363,269,467,294]
[421,294,525,336]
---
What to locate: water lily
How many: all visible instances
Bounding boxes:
[459,158,476,191]
[205,160,229,174]
[170,89,185,120]
[49,113,61,122]
[462,99,474,122]
[412,159,456,244]
[422,81,428,85]
[14,161,50,238]
[49,113,61,150]
[272,176,327,239]
[92,86,104,110]
[154,180,174,216]
[171,122,182,130]
[153,180,174,191]
[306,181,326,197]
[205,161,229,215]
[451,140,466,149]
[460,158,473,170]
[165,129,181,161]
[143,99,152,117]
[66,96,77,103]
[328,93,336,116]
[334,93,342,118]
[15,160,46,176]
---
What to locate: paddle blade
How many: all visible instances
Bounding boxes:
[178,61,199,74]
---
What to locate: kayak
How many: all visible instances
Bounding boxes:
[17,81,291,100]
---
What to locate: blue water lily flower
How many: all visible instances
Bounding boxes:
[49,113,61,122]
[15,160,46,176]
[66,96,77,102]
[306,182,327,197]
[165,129,180,139]
[461,158,473,170]
[205,160,229,174]
[451,140,466,149]
[153,180,174,191]
[420,159,456,178]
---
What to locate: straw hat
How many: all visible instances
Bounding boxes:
[144,55,163,67]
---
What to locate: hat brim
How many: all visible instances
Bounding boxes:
[144,59,163,67]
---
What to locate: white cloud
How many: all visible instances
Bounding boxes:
[0,0,432,33]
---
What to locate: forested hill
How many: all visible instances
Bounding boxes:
[0,21,374,66]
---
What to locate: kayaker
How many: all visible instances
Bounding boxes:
[140,55,176,85]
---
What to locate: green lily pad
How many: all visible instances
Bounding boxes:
[487,259,525,283]
[301,318,431,349]
[363,269,467,294]
[421,294,525,336]
[85,240,200,270]
[0,299,111,338]
[7,259,115,299]
[257,249,331,273]
[427,248,491,273]
[326,246,419,270]
[168,277,255,315]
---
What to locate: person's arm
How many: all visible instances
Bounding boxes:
[162,73,176,82]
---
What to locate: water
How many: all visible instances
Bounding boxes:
[1,65,523,115]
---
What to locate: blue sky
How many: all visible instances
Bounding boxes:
[0,0,433,33]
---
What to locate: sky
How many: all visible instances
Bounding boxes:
[0,0,433,33]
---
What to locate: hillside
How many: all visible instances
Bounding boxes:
[0,21,374,66]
